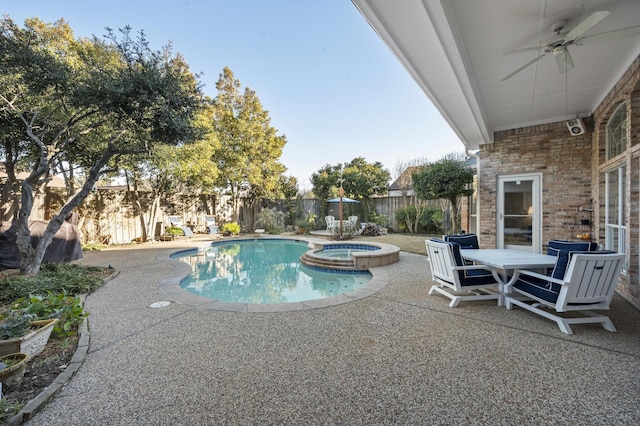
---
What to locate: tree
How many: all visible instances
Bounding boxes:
[0,18,203,273]
[211,67,287,223]
[412,153,473,234]
[311,158,391,220]
[392,157,429,233]
[341,157,390,220]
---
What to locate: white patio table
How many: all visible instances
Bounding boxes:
[460,249,557,306]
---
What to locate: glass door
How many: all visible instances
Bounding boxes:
[497,174,541,252]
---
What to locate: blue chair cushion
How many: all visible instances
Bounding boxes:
[513,274,561,303]
[444,234,479,250]
[547,240,596,279]
[432,239,494,286]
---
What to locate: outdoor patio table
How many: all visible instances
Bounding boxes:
[460,249,557,306]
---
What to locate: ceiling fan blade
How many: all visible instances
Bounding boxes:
[553,47,574,74]
[578,25,640,45]
[501,54,547,81]
[505,45,546,55]
[566,10,611,40]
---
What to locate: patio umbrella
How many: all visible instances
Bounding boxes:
[327,197,359,203]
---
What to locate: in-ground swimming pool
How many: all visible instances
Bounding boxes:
[173,239,372,304]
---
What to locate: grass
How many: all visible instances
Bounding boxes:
[358,232,435,255]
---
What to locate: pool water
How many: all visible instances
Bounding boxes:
[173,239,372,304]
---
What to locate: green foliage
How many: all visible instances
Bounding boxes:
[412,157,473,202]
[256,208,286,234]
[221,222,241,235]
[310,158,390,219]
[212,67,287,217]
[412,154,473,233]
[165,226,185,236]
[419,206,444,233]
[82,243,108,251]
[395,206,443,234]
[368,211,389,227]
[0,264,106,304]
[0,310,36,340]
[1,17,204,273]
[12,292,88,337]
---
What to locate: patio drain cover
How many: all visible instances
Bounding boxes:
[149,301,171,308]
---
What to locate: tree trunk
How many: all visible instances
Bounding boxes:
[18,146,115,274]
[449,196,459,234]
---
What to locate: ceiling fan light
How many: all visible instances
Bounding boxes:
[553,47,574,73]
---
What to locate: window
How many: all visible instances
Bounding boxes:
[468,175,477,234]
[605,166,626,271]
[606,102,627,160]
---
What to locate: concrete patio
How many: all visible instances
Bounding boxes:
[26,238,640,425]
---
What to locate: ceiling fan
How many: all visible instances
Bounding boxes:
[502,10,640,81]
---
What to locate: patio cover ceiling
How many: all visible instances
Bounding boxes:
[352,0,640,150]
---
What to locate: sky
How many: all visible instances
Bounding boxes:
[2,0,464,191]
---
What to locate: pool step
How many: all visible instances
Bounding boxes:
[299,253,360,271]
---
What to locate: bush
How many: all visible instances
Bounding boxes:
[395,205,443,234]
[165,226,184,236]
[0,263,106,304]
[256,208,286,233]
[221,222,241,235]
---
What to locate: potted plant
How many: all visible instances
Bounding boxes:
[0,310,58,358]
[294,218,308,234]
[0,352,30,390]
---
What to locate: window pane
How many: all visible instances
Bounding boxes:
[607,171,619,225]
[621,166,626,223]
[607,102,627,160]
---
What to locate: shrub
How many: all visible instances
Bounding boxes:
[395,205,443,234]
[0,263,106,304]
[256,208,286,233]
[165,226,184,236]
[221,222,241,235]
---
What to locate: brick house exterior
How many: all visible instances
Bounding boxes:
[467,57,640,305]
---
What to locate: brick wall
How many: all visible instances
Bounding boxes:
[475,56,640,307]
[478,122,592,248]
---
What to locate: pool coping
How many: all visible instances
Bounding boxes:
[155,236,393,312]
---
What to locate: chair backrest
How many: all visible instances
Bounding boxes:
[325,216,335,225]
[168,216,182,227]
[547,240,598,279]
[443,234,479,249]
[557,252,625,309]
[204,215,216,226]
[425,239,462,285]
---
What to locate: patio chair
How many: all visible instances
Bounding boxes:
[346,216,358,233]
[443,233,479,249]
[204,215,218,234]
[325,216,337,233]
[425,239,500,307]
[505,251,625,334]
[168,216,182,227]
[546,239,598,276]
[444,233,479,265]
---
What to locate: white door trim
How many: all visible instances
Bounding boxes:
[497,173,542,252]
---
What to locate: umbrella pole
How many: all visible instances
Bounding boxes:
[339,187,344,238]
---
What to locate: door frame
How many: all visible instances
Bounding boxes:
[497,173,542,252]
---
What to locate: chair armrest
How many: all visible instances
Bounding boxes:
[452,265,494,272]
[512,269,565,286]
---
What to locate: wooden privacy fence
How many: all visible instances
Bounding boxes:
[1,181,448,244]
